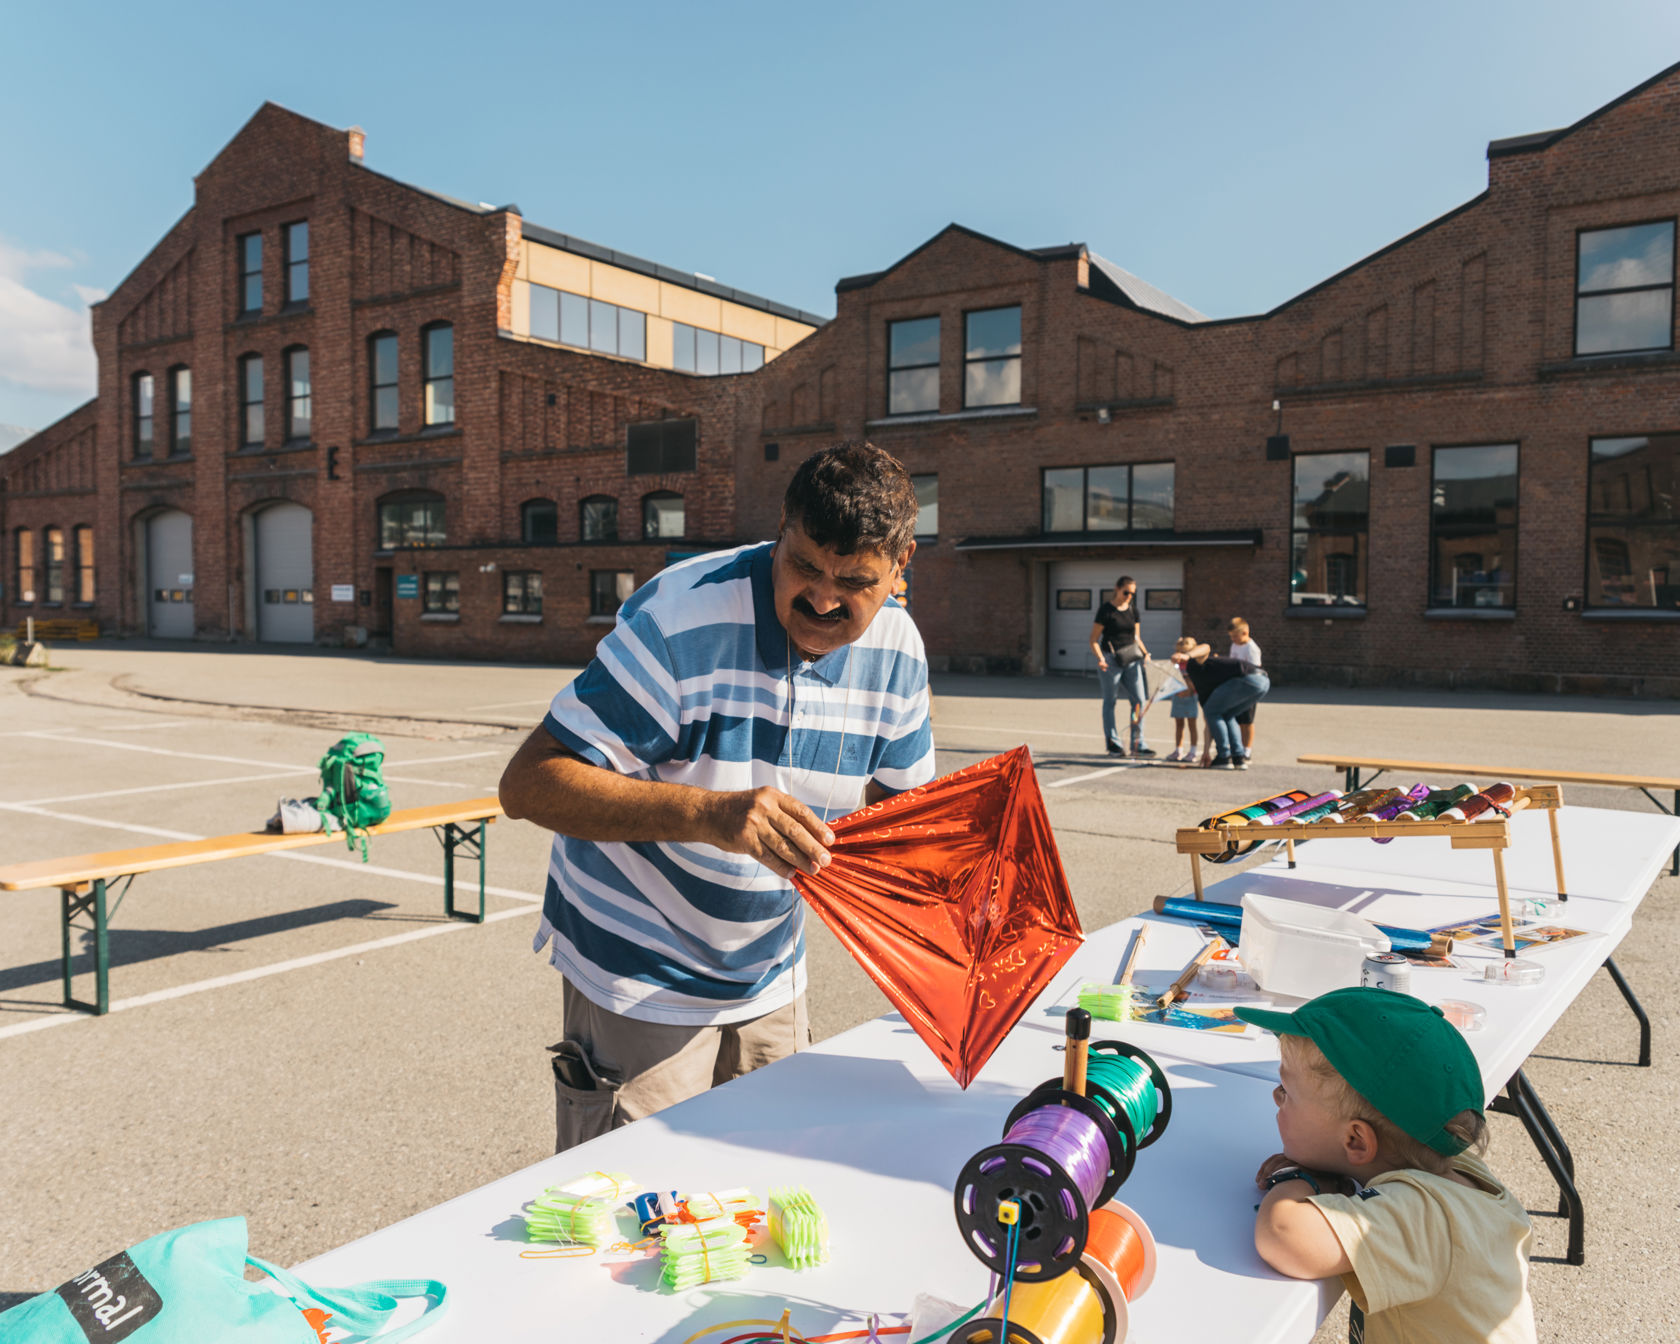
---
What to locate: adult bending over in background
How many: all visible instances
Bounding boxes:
[1172,640,1270,770]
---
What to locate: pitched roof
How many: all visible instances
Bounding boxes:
[1086,253,1209,323]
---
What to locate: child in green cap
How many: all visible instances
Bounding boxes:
[1235,987,1535,1343]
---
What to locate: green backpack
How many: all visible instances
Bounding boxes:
[316,733,392,860]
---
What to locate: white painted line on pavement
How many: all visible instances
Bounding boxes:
[18,733,504,773]
[95,720,192,732]
[0,900,542,1041]
[1046,766,1126,789]
[0,802,543,901]
[938,722,1098,742]
[464,698,554,712]
[16,770,313,806]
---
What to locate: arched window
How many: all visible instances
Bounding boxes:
[422,322,454,426]
[43,526,65,604]
[521,498,558,545]
[238,353,264,448]
[284,345,312,442]
[378,490,446,550]
[73,525,95,603]
[132,371,154,459]
[369,331,399,432]
[580,495,618,543]
[12,529,34,603]
[642,491,685,541]
[168,366,191,456]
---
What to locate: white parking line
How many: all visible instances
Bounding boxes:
[18,733,502,774]
[1046,766,1126,789]
[11,766,489,808]
[96,720,192,732]
[0,900,542,1041]
[938,722,1099,742]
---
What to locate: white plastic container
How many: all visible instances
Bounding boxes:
[1238,892,1392,1000]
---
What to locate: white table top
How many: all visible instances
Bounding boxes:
[294,806,1678,1343]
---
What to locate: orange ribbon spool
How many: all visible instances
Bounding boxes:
[1084,1205,1150,1303]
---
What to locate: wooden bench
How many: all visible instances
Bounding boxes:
[0,797,504,1015]
[1298,753,1680,875]
[13,617,99,641]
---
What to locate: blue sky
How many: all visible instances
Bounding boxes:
[3,0,1679,435]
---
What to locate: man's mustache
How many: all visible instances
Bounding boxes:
[794,596,848,623]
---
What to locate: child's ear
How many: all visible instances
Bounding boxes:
[1344,1118,1381,1167]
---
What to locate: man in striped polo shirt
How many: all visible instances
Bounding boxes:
[500,442,935,1150]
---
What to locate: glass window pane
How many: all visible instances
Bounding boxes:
[1291,531,1364,606]
[373,335,398,386]
[136,374,153,418]
[589,299,617,354]
[426,325,453,377]
[913,474,938,537]
[425,376,454,426]
[287,221,308,260]
[965,357,1020,407]
[1131,462,1175,530]
[720,335,742,374]
[246,402,264,445]
[288,349,311,439]
[742,342,764,372]
[889,367,938,415]
[1587,523,1680,609]
[1431,445,1517,608]
[695,329,719,376]
[1590,434,1678,521]
[672,322,695,372]
[889,317,940,369]
[530,284,559,342]
[1043,468,1084,532]
[966,306,1021,359]
[242,233,262,272]
[1578,222,1674,292]
[1085,465,1129,531]
[1575,289,1673,354]
[245,357,263,401]
[375,387,399,431]
[560,292,589,347]
[1292,452,1369,530]
[643,494,685,539]
[619,309,646,362]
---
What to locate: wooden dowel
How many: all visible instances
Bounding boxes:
[1063,1008,1090,1097]
[1190,854,1204,900]
[1157,941,1219,1011]
[1492,847,1516,959]
[1118,926,1149,986]
[1547,806,1568,902]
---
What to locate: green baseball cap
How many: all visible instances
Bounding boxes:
[1235,987,1484,1154]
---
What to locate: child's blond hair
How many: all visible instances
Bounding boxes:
[1174,635,1196,653]
[1228,617,1249,636]
[1279,1034,1487,1175]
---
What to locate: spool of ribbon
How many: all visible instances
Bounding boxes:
[1397,782,1476,821]
[956,1265,1114,1344]
[1208,790,1312,827]
[1442,781,1516,822]
[1333,787,1403,821]
[1368,784,1431,842]
[1241,790,1342,825]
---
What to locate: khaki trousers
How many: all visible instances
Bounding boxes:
[550,979,810,1153]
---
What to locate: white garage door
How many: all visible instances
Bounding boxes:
[1047,558,1184,673]
[255,502,315,643]
[145,510,194,639]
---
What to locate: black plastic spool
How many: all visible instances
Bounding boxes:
[947,1258,1118,1344]
[1007,1082,1135,1199]
[1087,1039,1174,1149]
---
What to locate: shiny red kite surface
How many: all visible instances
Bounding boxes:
[792,746,1083,1088]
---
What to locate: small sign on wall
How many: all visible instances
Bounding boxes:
[395,575,419,599]
[331,584,354,603]
[1145,588,1183,611]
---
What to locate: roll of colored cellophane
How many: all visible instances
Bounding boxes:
[1333,787,1403,821]
[1369,784,1430,842]
[1395,782,1475,821]
[1247,790,1342,826]
[1442,781,1516,822]
[1210,790,1313,826]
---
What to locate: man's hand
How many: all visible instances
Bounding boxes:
[704,787,834,879]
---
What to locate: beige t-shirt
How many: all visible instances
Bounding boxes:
[1310,1155,1535,1344]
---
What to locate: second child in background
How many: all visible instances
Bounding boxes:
[1168,636,1202,762]
[1227,617,1263,759]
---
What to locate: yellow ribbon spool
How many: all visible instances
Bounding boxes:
[959,1260,1115,1344]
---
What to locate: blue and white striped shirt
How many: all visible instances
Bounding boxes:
[533,541,936,1024]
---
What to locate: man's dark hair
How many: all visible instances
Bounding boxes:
[783,441,918,557]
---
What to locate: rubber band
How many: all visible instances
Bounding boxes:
[518,1242,595,1260]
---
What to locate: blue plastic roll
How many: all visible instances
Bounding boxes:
[1154,895,1437,955]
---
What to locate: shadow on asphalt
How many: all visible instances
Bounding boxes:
[0,898,397,993]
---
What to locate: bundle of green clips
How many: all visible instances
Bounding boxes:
[525,1169,639,1248]
[769,1186,830,1270]
[1076,982,1137,1022]
[659,1219,753,1289]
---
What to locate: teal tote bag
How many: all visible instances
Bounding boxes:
[0,1217,446,1343]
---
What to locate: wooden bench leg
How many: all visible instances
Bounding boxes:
[61,879,110,1015]
[442,820,486,924]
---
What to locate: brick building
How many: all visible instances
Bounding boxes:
[6,66,1680,694]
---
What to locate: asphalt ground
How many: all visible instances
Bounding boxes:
[1,643,1677,1341]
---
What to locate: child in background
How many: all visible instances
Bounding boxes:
[1236,989,1535,1344]
[1168,636,1201,762]
[1227,617,1262,759]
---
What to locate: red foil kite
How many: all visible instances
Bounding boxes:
[792,746,1083,1088]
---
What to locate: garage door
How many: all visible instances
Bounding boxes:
[1047,559,1183,673]
[145,510,194,639]
[255,502,314,643]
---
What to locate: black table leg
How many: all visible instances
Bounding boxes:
[1603,957,1651,1067]
[1492,1071,1584,1266]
